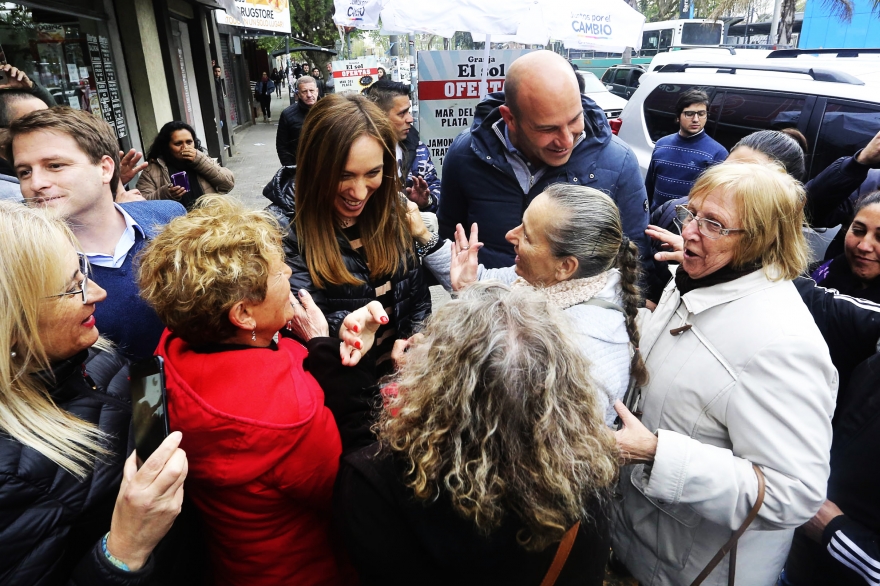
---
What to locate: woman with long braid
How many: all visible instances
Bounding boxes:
[416,184,647,426]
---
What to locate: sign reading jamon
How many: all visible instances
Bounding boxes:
[417,50,530,178]
[216,0,292,34]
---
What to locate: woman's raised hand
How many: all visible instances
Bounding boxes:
[646,224,684,264]
[450,223,482,291]
[178,146,197,162]
[405,200,432,243]
[339,301,389,366]
[105,432,188,571]
[288,289,329,340]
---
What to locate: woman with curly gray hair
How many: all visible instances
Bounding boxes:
[333,282,619,586]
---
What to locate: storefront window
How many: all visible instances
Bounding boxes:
[0,3,132,149]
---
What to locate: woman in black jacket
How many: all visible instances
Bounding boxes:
[0,201,187,586]
[811,191,880,304]
[334,282,619,586]
[265,93,432,374]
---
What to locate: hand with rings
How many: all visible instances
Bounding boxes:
[450,223,482,291]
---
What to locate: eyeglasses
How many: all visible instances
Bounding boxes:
[674,205,745,240]
[44,252,89,304]
[682,110,708,119]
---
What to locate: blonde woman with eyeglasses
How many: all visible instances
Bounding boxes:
[0,201,187,585]
[611,163,837,585]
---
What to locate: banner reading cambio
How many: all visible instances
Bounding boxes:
[551,0,644,52]
[333,0,383,29]
[332,57,379,95]
[417,50,530,178]
[216,0,291,34]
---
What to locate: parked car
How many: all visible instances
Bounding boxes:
[614,49,880,182]
[600,64,646,99]
[614,48,880,260]
[645,47,773,72]
[579,71,628,119]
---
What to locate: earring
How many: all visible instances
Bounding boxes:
[251,329,257,342]
[286,320,293,331]
[10,351,16,358]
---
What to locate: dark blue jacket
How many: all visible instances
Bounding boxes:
[437,92,650,269]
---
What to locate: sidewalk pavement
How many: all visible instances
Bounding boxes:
[224,91,289,210]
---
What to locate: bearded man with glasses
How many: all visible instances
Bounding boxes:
[645,88,728,212]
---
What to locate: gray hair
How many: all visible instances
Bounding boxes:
[379,281,618,551]
[296,75,317,90]
[542,184,622,279]
[542,184,648,387]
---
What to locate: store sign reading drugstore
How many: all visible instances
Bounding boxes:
[216,0,291,34]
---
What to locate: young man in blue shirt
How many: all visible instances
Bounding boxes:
[645,89,728,211]
[10,107,184,360]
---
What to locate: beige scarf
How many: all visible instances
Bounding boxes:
[512,272,609,310]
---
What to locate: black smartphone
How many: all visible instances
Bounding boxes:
[129,356,170,468]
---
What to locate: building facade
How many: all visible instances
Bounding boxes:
[0,0,260,168]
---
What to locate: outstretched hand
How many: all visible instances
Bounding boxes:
[119,149,149,186]
[339,301,388,366]
[614,401,658,465]
[646,224,684,264]
[856,128,880,167]
[0,64,33,90]
[450,223,482,291]
[405,200,432,243]
[287,289,329,341]
[405,175,431,209]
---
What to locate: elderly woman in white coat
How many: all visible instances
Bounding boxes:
[415,184,646,426]
[611,162,837,586]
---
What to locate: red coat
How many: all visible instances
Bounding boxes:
[157,330,356,585]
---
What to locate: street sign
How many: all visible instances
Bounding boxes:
[332,57,379,94]
[417,49,530,178]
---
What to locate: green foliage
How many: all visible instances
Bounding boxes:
[257,37,285,52]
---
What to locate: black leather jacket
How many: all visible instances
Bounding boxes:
[275,102,311,167]
[263,167,432,339]
[0,349,156,586]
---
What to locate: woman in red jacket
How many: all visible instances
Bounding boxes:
[138,195,383,585]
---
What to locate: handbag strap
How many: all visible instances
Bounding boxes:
[540,521,581,586]
[690,464,766,586]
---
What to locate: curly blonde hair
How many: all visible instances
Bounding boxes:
[379,282,619,551]
[137,195,285,345]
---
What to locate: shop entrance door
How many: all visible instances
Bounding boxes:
[168,18,206,142]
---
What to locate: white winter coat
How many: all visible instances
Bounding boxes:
[610,269,838,586]
[423,246,631,425]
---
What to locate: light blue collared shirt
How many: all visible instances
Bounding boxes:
[490,119,587,195]
[85,204,145,268]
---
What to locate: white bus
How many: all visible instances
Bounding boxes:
[640,19,723,56]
